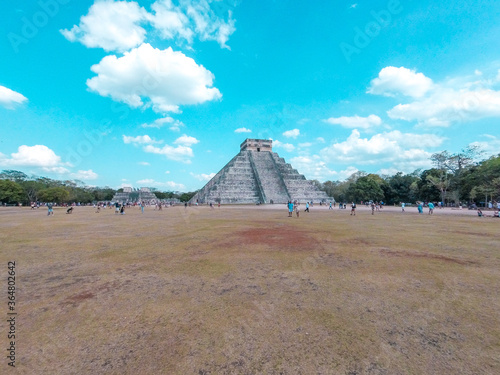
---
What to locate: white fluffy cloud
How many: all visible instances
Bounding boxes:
[282,129,300,138]
[61,1,149,52]
[0,145,69,169]
[272,140,295,152]
[71,169,98,180]
[61,0,236,51]
[320,130,435,172]
[368,66,500,127]
[368,66,433,98]
[143,144,194,163]
[0,85,27,109]
[150,0,236,49]
[174,134,199,147]
[235,127,252,133]
[136,178,185,190]
[289,155,337,181]
[87,43,221,113]
[387,86,500,127]
[123,134,198,163]
[324,114,381,129]
[190,172,216,181]
[141,117,185,131]
[123,135,162,145]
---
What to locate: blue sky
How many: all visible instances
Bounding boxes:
[2,0,500,192]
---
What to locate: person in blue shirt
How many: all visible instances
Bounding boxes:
[287,201,294,217]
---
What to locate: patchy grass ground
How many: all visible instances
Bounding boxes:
[1,205,499,374]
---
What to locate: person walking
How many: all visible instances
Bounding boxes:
[401,202,405,212]
[288,201,294,217]
[350,202,356,216]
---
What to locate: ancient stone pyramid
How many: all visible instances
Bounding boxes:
[190,139,332,204]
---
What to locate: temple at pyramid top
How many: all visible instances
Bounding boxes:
[189,138,333,205]
[240,138,273,152]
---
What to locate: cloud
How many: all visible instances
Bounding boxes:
[368,66,433,98]
[367,66,500,127]
[61,1,149,52]
[324,114,382,129]
[71,169,98,180]
[87,43,222,113]
[272,140,295,152]
[235,127,252,133]
[387,86,500,127]
[137,162,150,166]
[150,0,236,49]
[320,129,436,172]
[469,134,500,157]
[0,145,70,169]
[289,155,337,181]
[123,135,163,145]
[136,178,185,190]
[283,129,300,139]
[141,117,185,131]
[298,142,312,148]
[62,0,237,52]
[173,134,199,147]
[190,172,216,181]
[143,144,194,163]
[0,85,28,109]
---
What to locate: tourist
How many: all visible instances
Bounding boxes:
[350,202,356,216]
[428,202,435,215]
[371,202,375,215]
[401,202,405,212]
[329,201,333,210]
[295,202,300,218]
[141,201,145,214]
[305,202,310,212]
[417,202,423,214]
[47,202,54,216]
[120,205,125,215]
[115,202,120,214]
[477,208,483,217]
[287,201,294,217]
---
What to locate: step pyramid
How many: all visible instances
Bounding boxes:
[190,139,332,204]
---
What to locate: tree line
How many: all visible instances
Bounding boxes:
[313,148,500,206]
[0,170,197,205]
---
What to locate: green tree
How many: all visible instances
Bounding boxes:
[0,180,24,204]
[38,187,70,203]
[346,174,385,202]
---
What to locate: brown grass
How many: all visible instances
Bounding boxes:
[0,205,499,374]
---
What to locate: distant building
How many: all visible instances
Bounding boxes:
[112,186,158,203]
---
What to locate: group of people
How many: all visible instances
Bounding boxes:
[287,200,314,217]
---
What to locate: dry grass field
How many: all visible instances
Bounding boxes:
[1,204,499,375]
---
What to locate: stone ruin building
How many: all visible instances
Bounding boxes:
[189,138,332,204]
[112,186,158,203]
